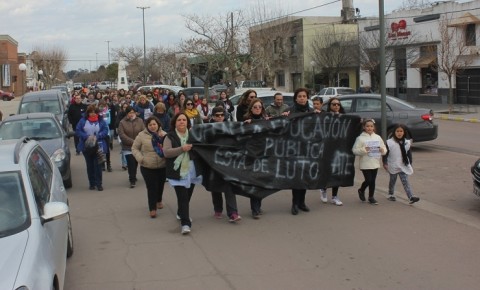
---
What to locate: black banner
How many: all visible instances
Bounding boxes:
[190,112,362,199]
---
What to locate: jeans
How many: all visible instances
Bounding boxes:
[140,167,166,211]
[84,152,102,187]
[389,172,413,199]
[359,169,379,198]
[250,197,262,213]
[125,153,138,183]
[174,185,195,226]
[211,191,238,217]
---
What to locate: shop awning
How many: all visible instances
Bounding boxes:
[410,55,436,68]
[447,12,480,27]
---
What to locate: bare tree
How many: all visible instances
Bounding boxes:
[31,45,67,89]
[433,18,474,112]
[180,11,249,95]
[310,24,359,87]
[247,0,295,87]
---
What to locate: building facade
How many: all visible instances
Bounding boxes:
[0,35,28,97]
[358,0,480,104]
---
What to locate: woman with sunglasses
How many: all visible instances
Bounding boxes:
[183,99,203,126]
[283,88,314,215]
[325,97,346,206]
[243,98,269,218]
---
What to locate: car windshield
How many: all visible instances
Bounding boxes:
[386,96,416,109]
[0,119,61,140]
[0,172,29,237]
[20,100,61,115]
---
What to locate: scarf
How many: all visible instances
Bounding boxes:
[294,102,310,112]
[148,129,164,157]
[398,139,410,165]
[184,108,199,119]
[87,114,99,122]
[173,129,190,178]
[200,104,209,116]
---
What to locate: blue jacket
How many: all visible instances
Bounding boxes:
[75,116,109,153]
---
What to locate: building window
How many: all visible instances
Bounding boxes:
[273,39,278,54]
[466,24,476,46]
[290,36,297,55]
[276,71,285,86]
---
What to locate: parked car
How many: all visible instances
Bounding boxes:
[324,94,438,142]
[136,85,184,96]
[51,86,70,108]
[17,90,70,132]
[471,158,480,197]
[235,80,275,94]
[96,81,115,90]
[314,87,355,102]
[0,137,73,290]
[182,87,218,102]
[0,113,74,188]
[0,89,14,101]
[212,84,228,93]
[73,83,83,91]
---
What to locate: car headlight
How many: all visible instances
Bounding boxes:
[51,149,66,163]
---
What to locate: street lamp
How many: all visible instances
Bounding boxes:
[18,63,27,96]
[137,6,150,84]
[310,60,316,93]
[105,40,111,66]
[38,69,44,90]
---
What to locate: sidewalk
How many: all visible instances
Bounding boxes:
[410,101,480,123]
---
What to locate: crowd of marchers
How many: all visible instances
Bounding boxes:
[68,86,420,235]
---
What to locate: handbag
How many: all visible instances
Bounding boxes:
[84,135,99,156]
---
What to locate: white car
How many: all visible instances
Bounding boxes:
[0,137,73,290]
[229,91,295,121]
[313,87,355,102]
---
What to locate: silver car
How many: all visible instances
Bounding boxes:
[0,137,73,290]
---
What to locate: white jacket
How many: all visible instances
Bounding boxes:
[352,132,387,170]
[385,138,413,175]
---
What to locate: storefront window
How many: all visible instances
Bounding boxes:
[422,69,438,94]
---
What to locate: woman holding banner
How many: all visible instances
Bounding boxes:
[283,88,314,215]
[163,113,203,234]
[244,98,269,219]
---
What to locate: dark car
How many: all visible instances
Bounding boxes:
[471,158,480,197]
[17,90,70,132]
[0,112,74,188]
[182,87,218,102]
[0,89,14,101]
[325,94,438,142]
[212,84,228,93]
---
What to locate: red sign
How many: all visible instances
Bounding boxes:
[388,19,411,40]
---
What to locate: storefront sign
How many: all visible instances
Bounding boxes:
[388,20,411,40]
[2,64,11,87]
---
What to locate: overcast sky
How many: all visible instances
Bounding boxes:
[3,0,406,71]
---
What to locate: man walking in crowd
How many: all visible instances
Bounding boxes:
[265,92,289,118]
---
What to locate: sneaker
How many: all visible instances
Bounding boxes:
[122,166,127,171]
[368,197,379,205]
[331,196,343,206]
[387,195,396,201]
[252,211,260,219]
[229,213,242,223]
[181,225,191,235]
[214,212,223,219]
[409,196,420,204]
[320,189,328,203]
[130,181,136,188]
[358,189,366,202]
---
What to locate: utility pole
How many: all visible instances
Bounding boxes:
[105,40,111,66]
[137,6,150,84]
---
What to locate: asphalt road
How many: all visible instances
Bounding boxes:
[2,99,480,289]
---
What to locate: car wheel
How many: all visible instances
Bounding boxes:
[63,167,73,189]
[67,212,74,258]
[2,96,7,101]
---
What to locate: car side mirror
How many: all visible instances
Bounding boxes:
[41,201,69,224]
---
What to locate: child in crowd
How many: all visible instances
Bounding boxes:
[352,119,387,205]
[312,96,324,113]
[383,124,420,204]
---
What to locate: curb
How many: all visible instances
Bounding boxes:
[435,114,479,123]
